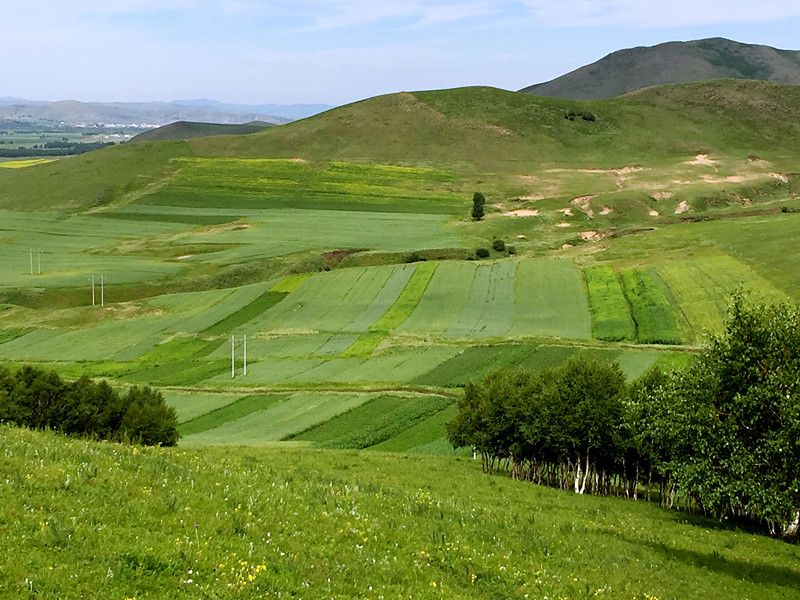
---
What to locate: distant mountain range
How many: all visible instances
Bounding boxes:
[521,38,800,99]
[0,98,334,127]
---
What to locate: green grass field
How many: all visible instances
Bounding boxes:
[3,426,800,599]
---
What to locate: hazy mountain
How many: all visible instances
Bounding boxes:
[0,99,290,127]
[521,38,800,99]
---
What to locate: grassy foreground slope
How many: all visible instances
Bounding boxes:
[2,426,799,599]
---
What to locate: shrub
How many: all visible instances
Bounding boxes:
[507,245,517,255]
[492,239,506,252]
[475,248,490,259]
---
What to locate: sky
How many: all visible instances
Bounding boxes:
[3,0,800,105]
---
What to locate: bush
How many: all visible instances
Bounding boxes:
[492,239,506,252]
[565,110,596,122]
[475,248,490,259]
[404,251,426,263]
[507,245,517,255]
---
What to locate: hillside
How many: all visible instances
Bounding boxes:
[521,38,800,100]
[3,79,800,215]
[190,80,800,167]
[3,425,799,598]
[130,120,273,143]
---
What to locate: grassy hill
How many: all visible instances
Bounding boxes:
[191,81,800,167]
[0,141,193,212]
[131,120,273,143]
[3,80,800,213]
[521,38,800,99]
[2,425,799,599]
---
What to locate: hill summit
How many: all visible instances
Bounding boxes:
[521,37,800,99]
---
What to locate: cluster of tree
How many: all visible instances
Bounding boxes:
[0,366,178,446]
[0,141,114,158]
[448,296,800,539]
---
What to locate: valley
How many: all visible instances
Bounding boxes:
[2,75,800,598]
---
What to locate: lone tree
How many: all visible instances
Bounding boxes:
[471,192,486,221]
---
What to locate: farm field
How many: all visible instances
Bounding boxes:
[0,237,785,447]
[1,85,799,452]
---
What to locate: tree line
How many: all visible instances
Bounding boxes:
[0,365,178,446]
[447,295,800,540]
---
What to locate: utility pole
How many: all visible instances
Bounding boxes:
[91,275,96,306]
[37,249,41,275]
[231,335,235,379]
[243,334,247,376]
[100,274,105,307]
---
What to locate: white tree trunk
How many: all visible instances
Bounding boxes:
[574,456,582,494]
[579,451,590,495]
[784,510,800,538]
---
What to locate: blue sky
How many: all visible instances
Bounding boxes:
[4,1,800,105]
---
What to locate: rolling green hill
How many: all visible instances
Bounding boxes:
[131,120,273,143]
[3,425,799,599]
[521,38,800,99]
[3,80,800,213]
[191,80,800,167]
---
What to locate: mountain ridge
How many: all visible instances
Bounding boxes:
[521,37,800,99]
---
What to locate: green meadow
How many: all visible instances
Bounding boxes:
[2,425,800,599]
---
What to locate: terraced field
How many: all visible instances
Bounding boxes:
[1,115,799,451]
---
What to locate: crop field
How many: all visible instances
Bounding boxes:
[0,228,788,449]
[619,269,683,345]
[0,158,57,169]
[1,130,799,452]
[180,391,376,446]
[584,266,637,341]
[136,158,465,214]
[658,254,787,340]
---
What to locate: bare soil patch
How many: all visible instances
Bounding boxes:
[674,201,691,215]
[651,191,673,201]
[503,209,540,217]
[571,195,596,218]
[686,154,717,166]
[579,230,605,241]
